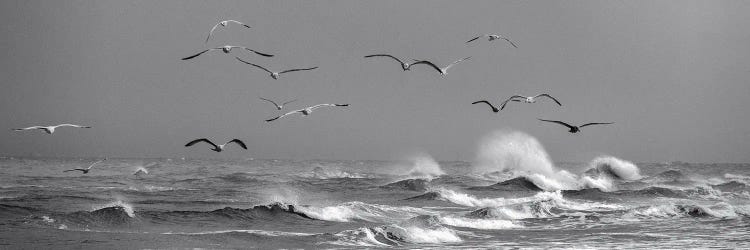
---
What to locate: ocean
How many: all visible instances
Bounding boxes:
[1,135,749,249]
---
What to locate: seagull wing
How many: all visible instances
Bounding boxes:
[240,47,274,57]
[471,100,499,112]
[13,126,45,131]
[443,56,471,71]
[56,124,91,129]
[205,23,222,43]
[63,169,85,173]
[86,159,106,170]
[279,67,319,75]
[182,49,218,60]
[235,57,274,74]
[410,60,443,74]
[501,37,519,48]
[466,35,483,43]
[265,110,300,122]
[185,138,219,149]
[579,122,614,128]
[310,103,349,111]
[364,54,407,67]
[226,20,251,29]
[226,139,248,150]
[500,95,527,110]
[538,119,577,130]
[534,94,562,106]
[281,99,298,106]
[259,97,280,108]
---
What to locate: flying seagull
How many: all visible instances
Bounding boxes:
[364,54,414,71]
[500,94,562,110]
[13,124,91,134]
[266,104,349,122]
[185,138,248,152]
[538,119,613,133]
[63,159,106,174]
[182,46,273,60]
[466,34,518,48]
[410,57,471,76]
[235,57,318,79]
[205,20,251,44]
[471,100,500,113]
[259,98,298,110]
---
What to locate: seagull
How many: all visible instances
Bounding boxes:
[266,104,349,122]
[538,119,613,133]
[205,20,251,44]
[13,124,91,134]
[182,46,273,60]
[184,138,248,152]
[410,57,471,76]
[364,54,414,71]
[466,34,518,48]
[259,98,298,110]
[500,94,562,110]
[471,100,500,113]
[235,57,318,79]
[63,159,106,174]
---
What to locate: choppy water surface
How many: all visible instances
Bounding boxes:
[1,133,749,249]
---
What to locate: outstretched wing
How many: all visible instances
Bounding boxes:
[309,103,349,111]
[226,139,248,150]
[443,56,471,71]
[182,49,217,60]
[86,159,106,170]
[205,22,222,44]
[56,124,91,129]
[265,110,300,122]
[364,54,407,67]
[281,99,298,106]
[63,169,85,173]
[471,100,499,112]
[501,37,518,48]
[579,122,614,128]
[226,20,251,29]
[466,35,483,43]
[185,138,218,149]
[410,60,443,74]
[500,95,526,110]
[240,47,274,57]
[534,94,562,106]
[259,97,280,108]
[538,119,576,130]
[279,67,319,75]
[13,126,44,131]
[235,57,274,74]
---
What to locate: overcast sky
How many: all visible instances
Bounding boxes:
[1,0,749,163]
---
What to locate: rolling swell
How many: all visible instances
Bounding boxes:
[381,179,430,192]
[469,177,542,192]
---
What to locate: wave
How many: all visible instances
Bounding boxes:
[305,166,370,179]
[381,179,430,192]
[469,177,542,192]
[296,201,433,223]
[582,156,642,191]
[327,215,461,246]
[625,203,750,219]
[432,188,563,207]
[401,153,445,180]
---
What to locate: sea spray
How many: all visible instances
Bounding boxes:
[473,130,578,190]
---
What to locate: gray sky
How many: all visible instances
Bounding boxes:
[1,0,749,163]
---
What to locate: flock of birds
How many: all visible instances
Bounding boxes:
[10,19,614,174]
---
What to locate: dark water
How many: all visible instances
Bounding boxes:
[0,156,748,249]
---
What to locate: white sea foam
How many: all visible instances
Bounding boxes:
[434,188,563,207]
[402,152,445,180]
[473,130,579,190]
[163,229,315,237]
[297,201,433,223]
[440,216,521,230]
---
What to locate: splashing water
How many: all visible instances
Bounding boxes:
[473,130,578,190]
[404,152,445,179]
